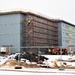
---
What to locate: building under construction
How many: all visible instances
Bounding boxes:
[0,10,75,54]
[22,14,58,46]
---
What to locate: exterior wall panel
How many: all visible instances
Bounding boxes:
[0,14,21,53]
[58,22,75,50]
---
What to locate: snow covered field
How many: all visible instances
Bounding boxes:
[0,54,75,75]
[0,68,75,75]
[42,55,74,61]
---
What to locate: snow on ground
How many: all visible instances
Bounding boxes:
[43,55,73,61]
[0,68,75,75]
[43,55,75,66]
[0,53,20,64]
[0,54,75,75]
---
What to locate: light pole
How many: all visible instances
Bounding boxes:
[59,46,65,71]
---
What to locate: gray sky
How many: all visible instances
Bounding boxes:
[0,0,75,24]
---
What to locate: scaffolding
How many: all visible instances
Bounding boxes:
[21,13,58,53]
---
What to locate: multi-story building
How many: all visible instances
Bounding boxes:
[58,21,75,46]
[0,10,75,53]
[58,20,75,52]
[0,10,58,53]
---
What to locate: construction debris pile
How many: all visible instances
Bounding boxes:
[41,56,75,69]
[0,60,39,68]
[0,52,75,69]
[0,52,48,68]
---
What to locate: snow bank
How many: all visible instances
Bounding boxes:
[0,53,20,64]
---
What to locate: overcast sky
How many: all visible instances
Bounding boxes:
[0,0,75,24]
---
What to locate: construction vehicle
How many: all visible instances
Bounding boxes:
[47,48,68,55]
